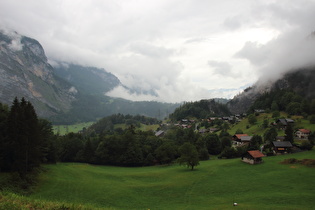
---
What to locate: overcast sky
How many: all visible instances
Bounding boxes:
[1,0,315,103]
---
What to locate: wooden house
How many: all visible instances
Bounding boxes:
[242,150,265,164]
[295,129,311,139]
[272,141,293,153]
[232,134,252,146]
[276,118,294,129]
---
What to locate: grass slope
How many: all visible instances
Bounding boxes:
[26,150,315,210]
[53,122,94,135]
[228,112,315,136]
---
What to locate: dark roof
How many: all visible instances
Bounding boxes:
[248,150,265,158]
[277,119,288,125]
[155,130,164,137]
[285,119,294,123]
[273,141,293,148]
[240,136,253,142]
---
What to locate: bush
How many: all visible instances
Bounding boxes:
[309,115,315,124]
[300,159,315,167]
[218,147,237,159]
[281,158,298,164]
[300,141,313,150]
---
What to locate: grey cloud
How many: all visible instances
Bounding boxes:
[208,60,235,76]
[129,42,174,58]
[223,16,242,30]
[236,29,315,82]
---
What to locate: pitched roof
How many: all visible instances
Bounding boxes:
[155,130,164,137]
[234,134,248,139]
[248,150,265,158]
[273,141,293,147]
[298,129,311,134]
[240,136,253,142]
[277,119,288,125]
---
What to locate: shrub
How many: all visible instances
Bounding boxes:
[300,141,313,150]
[281,158,298,164]
[300,159,315,167]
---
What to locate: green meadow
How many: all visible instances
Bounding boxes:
[3,150,310,209]
[53,122,159,135]
[53,122,95,135]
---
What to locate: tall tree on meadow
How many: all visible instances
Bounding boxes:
[177,142,199,170]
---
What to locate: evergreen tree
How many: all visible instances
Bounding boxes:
[6,98,41,175]
[263,127,278,144]
[284,124,294,143]
[0,102,9,171]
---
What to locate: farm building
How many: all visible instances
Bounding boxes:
[242,150,265,164]
[232,134,252,146]
[272,141,293,153]
[295,129,311,139]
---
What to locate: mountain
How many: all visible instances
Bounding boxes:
[227,67,315,114]
[0,30,180,123]
[53,63,120,95]
[0,30,76,117]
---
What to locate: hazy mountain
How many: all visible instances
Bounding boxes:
[0,30,76,117]
[227,67,315,114]
[0,30,179,123]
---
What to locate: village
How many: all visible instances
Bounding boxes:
[156,112,313,165]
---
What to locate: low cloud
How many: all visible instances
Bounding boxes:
[1,0,315,102]
[236,29,315,83]
[0,28,23,51]
[208,60,235,77]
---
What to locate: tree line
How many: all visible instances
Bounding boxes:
[0,98,56,177]
[169,99,231,121]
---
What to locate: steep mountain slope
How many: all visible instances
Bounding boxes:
[0,30,76,117]
[227,67,315,114]
[0,30,179,123]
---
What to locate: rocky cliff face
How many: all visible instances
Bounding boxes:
[0,30,76,117]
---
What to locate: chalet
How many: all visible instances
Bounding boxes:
[272,141,293,153]
[232,134,252,146]
[155,130,165,137]
[232,134,248,142]
[242,150,265,164]
[295,129,311,139]
[198,128,208,134]
[240,136,253,144]
[209,127,219,133]
[276,118,294,129]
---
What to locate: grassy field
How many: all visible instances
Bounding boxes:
[11,150,312,210]
[53,122,95,135]
[53,122,159,135]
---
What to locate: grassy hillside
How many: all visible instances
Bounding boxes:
[53,122,159,135]
[53,122,94,135]
[10,150,313,209]
[228,112,315,136]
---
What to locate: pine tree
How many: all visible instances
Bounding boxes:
[6,98,41,176]
[285,124,294,143]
